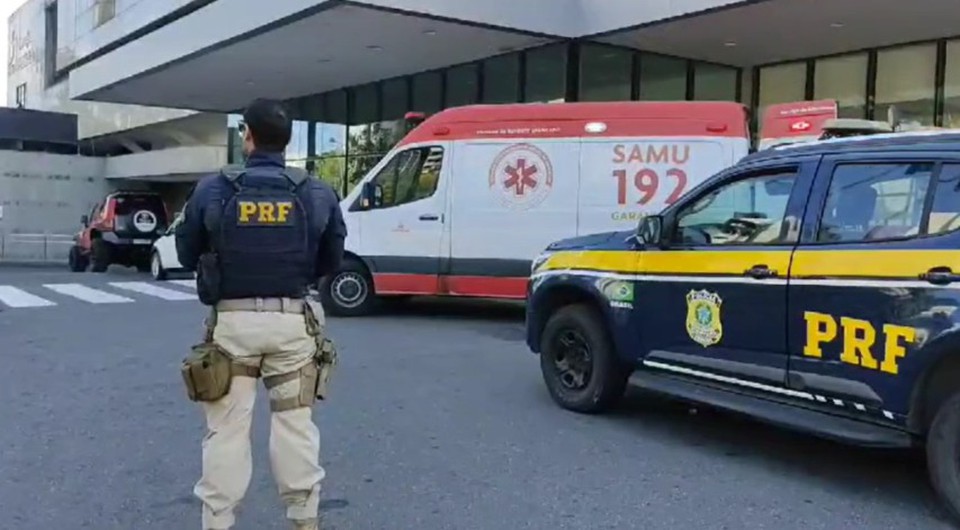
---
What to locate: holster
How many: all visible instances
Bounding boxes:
[180,308,260,402]
[305,297,338,400]
[196,252,222,306]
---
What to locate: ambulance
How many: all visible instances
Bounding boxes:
[756,99,840,150]
[320,101,751,316]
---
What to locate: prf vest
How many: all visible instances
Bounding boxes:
[211,165,313,300]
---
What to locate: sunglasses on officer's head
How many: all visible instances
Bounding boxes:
[237,121,247,138]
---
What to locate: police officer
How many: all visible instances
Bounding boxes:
[176,98,346,530]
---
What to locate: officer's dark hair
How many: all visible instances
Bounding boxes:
[242,98,292,153]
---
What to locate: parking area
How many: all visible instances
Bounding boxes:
[0,266,953,529]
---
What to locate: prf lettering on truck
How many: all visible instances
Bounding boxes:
[237,200,294,226]
[610,144,690,222]
[802,311,918,375]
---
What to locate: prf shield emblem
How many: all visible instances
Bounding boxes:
[685,289,723,347]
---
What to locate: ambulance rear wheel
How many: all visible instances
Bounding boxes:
[321,259,376,317]
[539,304,630,414]
[926,391,960,524]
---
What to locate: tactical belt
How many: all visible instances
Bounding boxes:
[216,297,306,314]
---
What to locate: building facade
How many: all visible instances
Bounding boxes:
[6,0,229,214]
[12,0,960,204]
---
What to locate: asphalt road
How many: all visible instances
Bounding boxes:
[0,265,955,530]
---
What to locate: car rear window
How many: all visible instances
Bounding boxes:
[113,195,166,219]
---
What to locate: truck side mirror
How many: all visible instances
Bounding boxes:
[80,214,89,226]
[635,215,664,248]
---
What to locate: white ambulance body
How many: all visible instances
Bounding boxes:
[322,101,751,315]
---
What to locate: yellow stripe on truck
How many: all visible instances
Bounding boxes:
[790,250,960,279]
[541,249,792,275]
[540,248,960,279]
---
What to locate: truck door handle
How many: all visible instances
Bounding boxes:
[418,214,440,221]
[920,267,960,285]
[744,264,778,279]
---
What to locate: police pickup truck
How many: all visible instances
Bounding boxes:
[525,129,960,522]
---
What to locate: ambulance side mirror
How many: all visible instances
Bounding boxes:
[360,182,384,210]
[635,215,664,248]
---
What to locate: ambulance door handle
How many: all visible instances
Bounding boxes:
[419,214,440,222]
[920,267,960,285]
[744,264,778,280]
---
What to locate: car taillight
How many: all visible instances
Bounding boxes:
[103,199,117,230]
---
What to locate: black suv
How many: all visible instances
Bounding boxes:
[69,191,169,273]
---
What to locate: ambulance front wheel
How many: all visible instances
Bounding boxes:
[321,259,377,317]
[539,304,630,414]
[926,391,960,524]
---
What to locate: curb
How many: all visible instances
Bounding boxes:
[0,261,65,269]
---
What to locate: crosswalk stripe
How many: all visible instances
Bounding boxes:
[43,283,134,304]
[109,281,196,301]
[167,280,196,289]
[0,286,57,308]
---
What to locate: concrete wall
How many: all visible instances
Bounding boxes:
[0,151,108,263]
[7,0,199,139]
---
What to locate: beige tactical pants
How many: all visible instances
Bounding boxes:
[193,307,325,530]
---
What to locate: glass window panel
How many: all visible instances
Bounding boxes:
[412,71,442,114]
[380,77,410,150]
[227,113,243,164]
[482,53,520,103]
[694,62,738,101]
[875,43,937,126]
[758,62,806,113]
[580,44,632,102]
[286,120,309,161]
[674,171,798,246]
[348,84,379,156]
[928,164,960,236]
[639,54,687,101]
[524,44,567,103]
[381,78,409,120]
[318,90,347,157]
[817,163,933,243]
[814,53,867,119]
[350,83,378,124]
[324,89,347,124]
[445,63,479,108]
[942,40,960,128]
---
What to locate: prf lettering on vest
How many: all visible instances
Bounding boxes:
[802,311,918,375]
[237,200,294,226]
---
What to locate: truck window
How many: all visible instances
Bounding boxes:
[673,170,798,246]
[816,162,933,243]
[369,146,444,209]
[927,164,960,236]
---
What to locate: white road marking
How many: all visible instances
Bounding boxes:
[0,286,57,308]
[167,280,196,289]
[43,283,134,304]
[109,281,197,301]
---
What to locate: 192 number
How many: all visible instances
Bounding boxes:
[612,168,687,206]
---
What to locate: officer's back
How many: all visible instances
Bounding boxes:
[175,98,345,530]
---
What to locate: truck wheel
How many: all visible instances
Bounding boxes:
[90,239,111,273]
[539,304,630,414]
[68,246,88,272]
[320,259,377,317]
[927,391,960,525]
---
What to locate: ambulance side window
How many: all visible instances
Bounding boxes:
[927,164,960,236]
[672,170,799,246]
[816,162,933,243]
[366,146,444,209]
